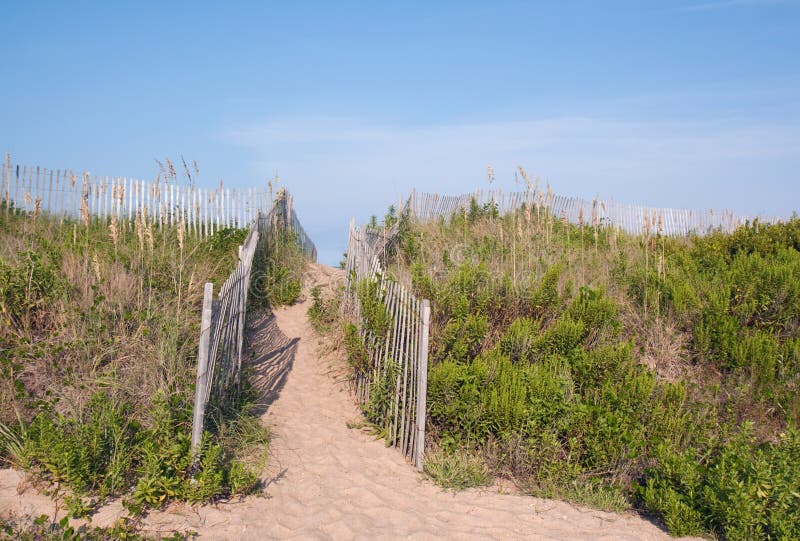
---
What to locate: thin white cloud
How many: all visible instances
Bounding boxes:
[223,114,800,264]
[225,114,799,212]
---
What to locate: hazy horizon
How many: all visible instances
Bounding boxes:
[2,1,798,265]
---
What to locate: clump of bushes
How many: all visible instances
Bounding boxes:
[259,264,302,306]
[252,229,305,307]
[640,426,800,540]
[390,205,800,538]
[423,447,490,491]
[307,285,341,333]
[18,392,258,512]
[0,209,270,520]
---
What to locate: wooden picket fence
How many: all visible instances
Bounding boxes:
[343,219,430,471]
[0,152,317,452]
[191,190,316,451]
[340,183,777,471]
[408,187,776,237]
[1,154,276,235]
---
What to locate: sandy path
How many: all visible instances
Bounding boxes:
[1,264,699,540]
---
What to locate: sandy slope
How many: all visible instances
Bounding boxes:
[0,264,701,540]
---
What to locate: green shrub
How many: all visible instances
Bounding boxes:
[357,279,391,340]
[530,264,563,315]
[268,264,301,305]
[410,260,435,300]
[440,264,493,316]
[0,250,67,334]
[23,393,138,497]
[364,359,397,430]
[640,426,800,541]
[206,227,248,256]
[227,460,259,496]
[23,392,259,509]
[540,315,585,356]
[568,286,621,345]
[307,285,340,333]
[499,317,540,363]
[0,210,279,528]
[344,323,369,375]
[383,204,800,536]
[428,357,490,444]
[252,227,307,307]
[439,311,489,363]
[528,479,629,513]
[428,350,573,444]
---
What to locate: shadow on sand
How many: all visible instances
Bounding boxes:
[246,310,298,416]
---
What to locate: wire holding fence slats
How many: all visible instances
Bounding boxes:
[1,153,285,237]
[407,188,778,237]
[343,218,431,470]
[190,190,316,451]
[341,183,781,470]
[1,153,319,453]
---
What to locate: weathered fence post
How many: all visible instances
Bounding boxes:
[415,299,430,471]
[191,282,214,452]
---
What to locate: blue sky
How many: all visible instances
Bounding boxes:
[2,1,798,264]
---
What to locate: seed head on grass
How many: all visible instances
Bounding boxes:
[109,215,120,254]
[134,209,144,254]
[91,253,102,283]
[144,210,154,254]
[178,217,185,254]
[80,173,90,226]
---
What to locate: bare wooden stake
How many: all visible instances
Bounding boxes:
[415,299,430,471]
[191,282,214,452]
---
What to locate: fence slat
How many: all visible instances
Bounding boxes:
[191,282,214,452]
[415,300,430,471]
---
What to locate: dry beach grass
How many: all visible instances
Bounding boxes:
[1,264,704,540]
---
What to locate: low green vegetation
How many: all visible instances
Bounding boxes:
[308,285,341,334]
[0,514,191,540]
[362,198,799,539]
[0,206,283,521]
[253,228,304,307]
[423,447,491,491]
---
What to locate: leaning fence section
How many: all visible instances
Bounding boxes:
[191,223,259,450]
[408,188,777,237]
[343,220,430,471]
[190,190,315,451]
[271,188,317,261]
[1,154,278,236]
[0,152,318,453]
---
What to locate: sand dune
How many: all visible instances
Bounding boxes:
[0,264,701,540]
